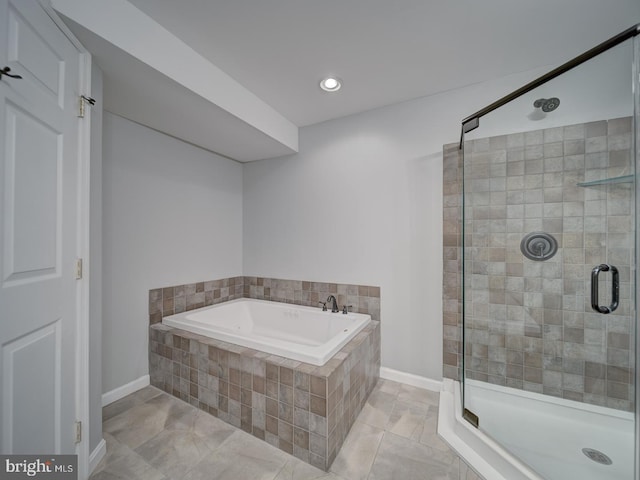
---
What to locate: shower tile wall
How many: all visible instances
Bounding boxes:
[442,143,464,382]
[443,117,635,411]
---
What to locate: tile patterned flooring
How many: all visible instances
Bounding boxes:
[92,379,483,480]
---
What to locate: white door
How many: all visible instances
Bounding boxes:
[0,0,81,454]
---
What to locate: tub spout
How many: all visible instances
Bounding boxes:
[327,295,339,313]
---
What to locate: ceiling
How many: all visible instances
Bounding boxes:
[54,0,640,161]
[125,0,640,127]
[58,14,299,162]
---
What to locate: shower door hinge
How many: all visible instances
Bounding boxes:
[75,421,82,444]
[463,408,479,428]
[75,258,83,280]
[78,95,96,118]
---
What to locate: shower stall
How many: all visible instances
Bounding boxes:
[441,25,640,480]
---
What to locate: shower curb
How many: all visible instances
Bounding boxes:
[437,379,543,480]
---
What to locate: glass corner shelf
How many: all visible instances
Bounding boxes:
[576,174,634,187]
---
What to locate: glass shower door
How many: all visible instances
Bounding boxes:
[460,34,637,480]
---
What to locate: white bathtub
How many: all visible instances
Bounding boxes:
[162,298,371,366]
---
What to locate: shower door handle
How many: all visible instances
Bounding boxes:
[590,264,619,314]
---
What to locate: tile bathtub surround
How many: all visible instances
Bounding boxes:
[149,319,381,471]
[442,118,635,411]
[243,277,381,322]
[149,276,246,325]
[149,276,381,324]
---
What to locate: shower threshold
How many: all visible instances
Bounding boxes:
[438,379,634,480]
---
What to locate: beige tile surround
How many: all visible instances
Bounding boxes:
[148,276,381,470]
[149,276,381,324]
[442,118,635,411]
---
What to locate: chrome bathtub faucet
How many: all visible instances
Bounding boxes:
[327,295,339,313]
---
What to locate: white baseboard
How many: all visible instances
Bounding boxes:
[379,367,442,392]
[102,374,150,407]
[89,439,106,475]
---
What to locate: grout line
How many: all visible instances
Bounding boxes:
[364,430,386,480]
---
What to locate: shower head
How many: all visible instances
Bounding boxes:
[533,97,560,112]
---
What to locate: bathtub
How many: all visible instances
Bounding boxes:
[162,298,371,366]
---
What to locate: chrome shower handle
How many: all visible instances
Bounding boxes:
[590,264,619,314]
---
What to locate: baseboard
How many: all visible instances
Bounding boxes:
[379,367,442,392]
[89,439,106,474]
[102,374,150,407]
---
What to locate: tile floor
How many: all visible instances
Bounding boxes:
[92,378,483,480]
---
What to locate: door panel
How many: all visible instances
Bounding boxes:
[0,0,80,455]
[4,101,61,282]
[8,6,63,104]
[2,321,60,453]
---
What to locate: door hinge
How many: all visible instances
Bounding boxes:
[463,408,479,428]
[78,95,96,118]
[75,421,82,444]
[75,258,83,280]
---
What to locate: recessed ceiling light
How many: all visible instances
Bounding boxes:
[320,77,341,92]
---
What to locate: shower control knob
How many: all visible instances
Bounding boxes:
[520,232,558,261]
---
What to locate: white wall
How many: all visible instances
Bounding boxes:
[102,113,243,393]
[243,30,639,381]
[102,29,639,390]
[243,66,559,381]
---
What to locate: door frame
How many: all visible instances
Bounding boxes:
[38,2,92,478]
[633,29,639,480]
